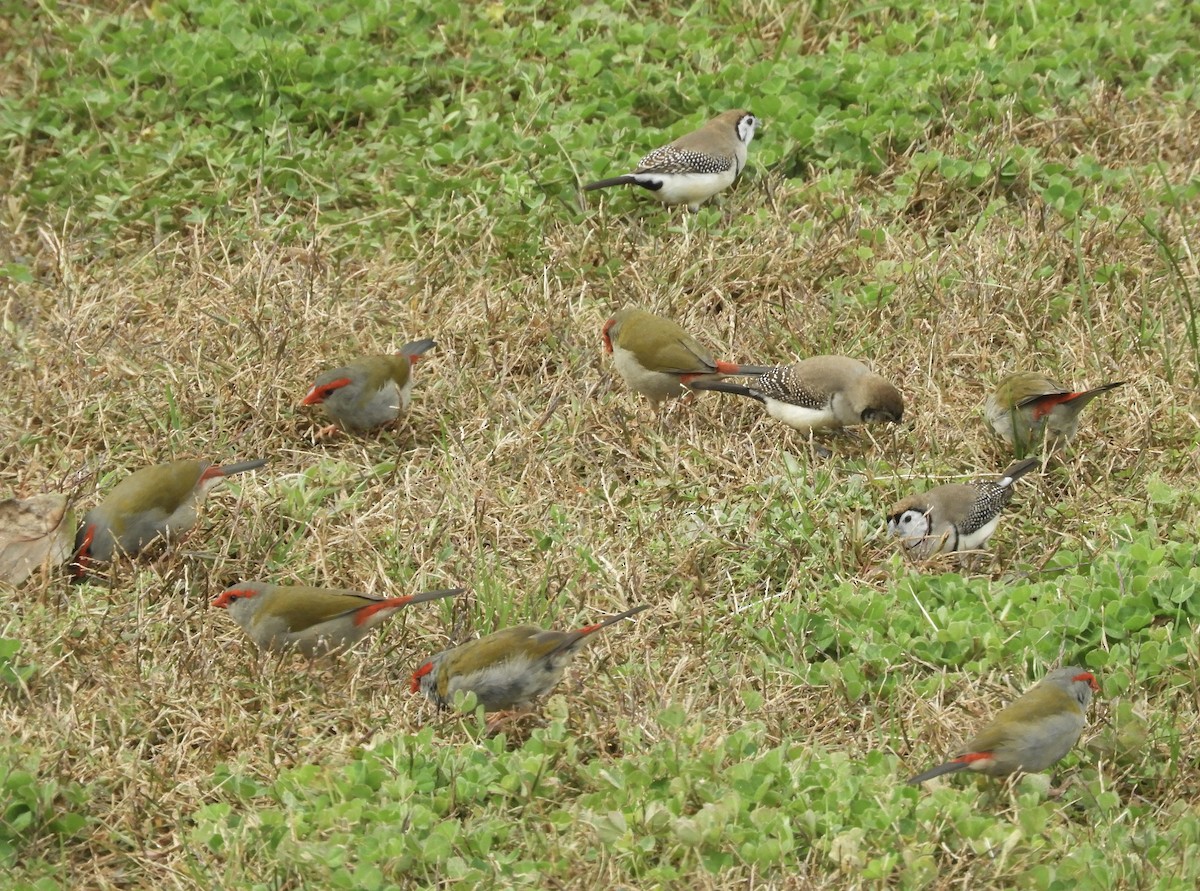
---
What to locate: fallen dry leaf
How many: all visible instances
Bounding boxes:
[0,493,75,585]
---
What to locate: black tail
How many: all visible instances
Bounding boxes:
[583,175,637,191]
[998,457,1039,486]
[686,380,765,404]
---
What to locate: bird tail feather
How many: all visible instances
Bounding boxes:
[998,457,1039,486]
[220,458,268,476]
[686,379,764,403]
[550,605,650,656]
[907,759,972,785]
[398,338,437,358]
[583,176,638,191]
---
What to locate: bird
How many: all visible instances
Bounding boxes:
[582,110,759,212]
[301,338,436,434]
[688,356,904,432]
[410,605,649,712]
[908,666,1100,784]
[985,371,1125,453]
[71,457,267,579]
[886,457,1039,558]
[212,582,465,658]
[602,308,770,406]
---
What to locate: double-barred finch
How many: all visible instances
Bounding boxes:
[908,667,1100,784]
[985,370,1125,452]
[886,458,1039,559]
[213,582,465,658]
[583,110,759,212]
[689,355,904,432]
[602,307,771,407]
[301,338,436,434]
[71,457,267,579]
[410,606,649,713]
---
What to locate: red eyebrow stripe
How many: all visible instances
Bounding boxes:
[1073,672,1100,691]
[410,662,433,692]
[301,377,352,404]
[72,525,96,577]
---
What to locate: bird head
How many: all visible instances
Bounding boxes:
[734,110,758,145]
[602,317,619,354]
[887,498,932,544]
[212,582,270,622]
[1052,667,1101,707]
[301,370,356,407]
[410,657,440,696]
[70,522,97,581]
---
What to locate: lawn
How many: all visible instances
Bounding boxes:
[2,0,1200,888]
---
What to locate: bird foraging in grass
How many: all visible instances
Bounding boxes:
[602,308,770,408]
[984,370,1125,454]
[71,457,266,579]
[213,582,464,658]
[583,110,759,213]
[301,339,436,436]
[688,355,904,433]
[886,458,1039,560]
[908,667,1099,785]
[410,605,650,714]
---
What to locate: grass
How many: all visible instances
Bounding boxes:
[3,0,1200,887]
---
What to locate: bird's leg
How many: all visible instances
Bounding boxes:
[314,423,343,441]
[484,706,536,735]
[803,430,833,460]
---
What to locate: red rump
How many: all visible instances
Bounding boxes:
[199,464,227,483]
[954,751,995,765]
[353,597,407,626]
[1029,392,1083,420]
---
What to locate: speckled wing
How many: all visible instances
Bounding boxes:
[753,365,832,409]
[955,481,1015,535]
[633,142,736,176]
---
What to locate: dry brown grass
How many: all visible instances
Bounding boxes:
[3,84,1200,887]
